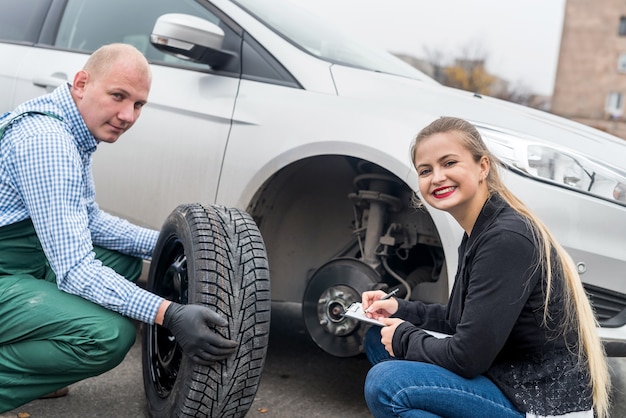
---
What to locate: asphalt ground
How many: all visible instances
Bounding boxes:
[2,302,625,418]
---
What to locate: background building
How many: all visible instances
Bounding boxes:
[552,0,626,139]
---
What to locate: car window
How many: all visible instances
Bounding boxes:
[234,0,434,82]
[54,0,225,71]
[0,0,51,43]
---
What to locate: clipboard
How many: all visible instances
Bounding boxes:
[343,302,452,339]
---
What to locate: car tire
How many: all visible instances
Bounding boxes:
[141,203,271,418]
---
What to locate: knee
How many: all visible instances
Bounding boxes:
[364,362,394,405]
[365,362,405,417]
[106,315,137,360]
[83,314,136,373]
[364,364,380,404]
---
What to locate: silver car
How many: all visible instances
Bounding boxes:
[2,0,625,359]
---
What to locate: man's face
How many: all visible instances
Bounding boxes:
[72,61,150,143]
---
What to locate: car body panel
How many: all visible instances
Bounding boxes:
[0,43,31,112]
[92,64,239,228]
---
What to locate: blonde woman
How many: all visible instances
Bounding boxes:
[362,117,610,417]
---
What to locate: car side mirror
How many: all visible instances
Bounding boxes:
[150,13,235,69]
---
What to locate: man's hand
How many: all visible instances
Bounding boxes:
[163,302,238,365]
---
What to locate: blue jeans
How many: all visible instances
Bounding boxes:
[363,327,524,418]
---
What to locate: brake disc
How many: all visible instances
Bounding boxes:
[302,258,380,357]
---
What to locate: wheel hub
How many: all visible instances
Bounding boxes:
[316,285,360,337]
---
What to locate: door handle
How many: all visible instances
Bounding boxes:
[32,74,67,91]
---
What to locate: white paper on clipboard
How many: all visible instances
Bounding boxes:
[343,302,452,339]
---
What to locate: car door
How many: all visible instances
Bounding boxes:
[12,0,242,229]
[0,0,54,114]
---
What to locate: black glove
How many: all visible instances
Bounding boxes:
[163,302,238,365]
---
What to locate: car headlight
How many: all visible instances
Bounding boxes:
[478,127,626,205]
[525,144,626,203]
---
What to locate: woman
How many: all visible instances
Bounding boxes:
[362,117,610,417]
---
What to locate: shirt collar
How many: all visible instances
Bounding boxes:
[54,83,98,154]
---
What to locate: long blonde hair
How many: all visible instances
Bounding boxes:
[411,116,610,418]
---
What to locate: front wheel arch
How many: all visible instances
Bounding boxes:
[247,155,449,355]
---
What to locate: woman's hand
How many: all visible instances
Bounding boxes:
[362,290,399,320]
[379,317,404,357]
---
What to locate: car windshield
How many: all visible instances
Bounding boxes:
[232,0,434,81]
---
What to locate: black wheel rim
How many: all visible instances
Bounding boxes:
[146,236,189,398]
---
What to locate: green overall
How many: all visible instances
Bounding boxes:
[0,218,143,412]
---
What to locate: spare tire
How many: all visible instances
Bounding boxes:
[142,203,270,418]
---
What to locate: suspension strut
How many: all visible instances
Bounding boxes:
[348,166,403,271]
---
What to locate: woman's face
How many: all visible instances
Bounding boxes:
[413,131,489,222]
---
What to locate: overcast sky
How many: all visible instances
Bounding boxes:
[292,0,566,96]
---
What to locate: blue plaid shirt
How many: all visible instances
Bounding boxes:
[0,84,163,323]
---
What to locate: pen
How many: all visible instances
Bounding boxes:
[365,288,399,313]
[380,288,399,301]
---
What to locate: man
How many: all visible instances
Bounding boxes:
[0,43,237,412]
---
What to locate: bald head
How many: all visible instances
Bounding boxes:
[83,43,151,84]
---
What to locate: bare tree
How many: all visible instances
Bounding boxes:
[395,41,548,109]
[444,60,495,94]
[443,42,496,94]
[421,46,447,83]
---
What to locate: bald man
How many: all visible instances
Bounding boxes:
[0,43,236,412]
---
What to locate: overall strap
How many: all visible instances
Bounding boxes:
[0,111,63,139]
